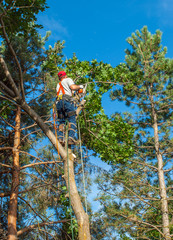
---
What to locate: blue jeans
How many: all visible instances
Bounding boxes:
[56,99,76,139]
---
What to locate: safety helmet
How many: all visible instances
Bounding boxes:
[58,71,66,78]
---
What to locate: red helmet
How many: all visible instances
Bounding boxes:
[58,71,66,78]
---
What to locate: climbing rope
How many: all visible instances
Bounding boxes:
[77,118,88,213]
[77,84,88,213]
[66,120,75,240]
[53,104,60,158]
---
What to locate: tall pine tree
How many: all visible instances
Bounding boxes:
[94,26,173,240]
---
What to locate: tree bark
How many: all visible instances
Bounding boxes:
[64,152,91,240]
[149,89,171,240]
[7,106,21,240]
[20,101,91,239]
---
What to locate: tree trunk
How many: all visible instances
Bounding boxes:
[150,91,171,240]
[64,153,91,240]
[20,101,91,239]
[8,106,21,240]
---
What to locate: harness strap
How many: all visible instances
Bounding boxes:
[67,111,76,117]
[57,82,65,96]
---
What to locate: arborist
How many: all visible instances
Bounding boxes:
[56,71,83,145]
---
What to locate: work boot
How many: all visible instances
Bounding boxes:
[59,124,65,133]
[68,137,77,145]
[58,138,65,146]
[58,124,65,145]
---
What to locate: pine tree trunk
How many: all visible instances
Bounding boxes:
[8,106,21,240]
[21,101,91,239]
[150,90,171,240]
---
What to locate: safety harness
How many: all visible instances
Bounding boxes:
[57,81,65,99]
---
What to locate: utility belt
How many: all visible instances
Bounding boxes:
[56,94,76,119]
[56,94,74,103]
[58,110,76,119]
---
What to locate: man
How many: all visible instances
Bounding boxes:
[56,71,83,145]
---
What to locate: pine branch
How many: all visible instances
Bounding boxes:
[0,169,12,175]
[0,94,18,105]
[116,180,158,206]
[19,196,45,222]
[20,161,62,170]
[129,158,158,171]
[19,150,61,174]
[12,0,36,11]
[0,81,15,97]
[0,162,12,168]
[17,220,71,237]
[118,212,164,238]
[0,183,53,198]
[0,56,20,98]
[164,167,173,173]
[0,147,13,151]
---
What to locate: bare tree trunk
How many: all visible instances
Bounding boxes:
[8,106,21,240]
[149,89,171,240]
[153,116,171,239]
[64,154,91,240]
[20,101,91,239]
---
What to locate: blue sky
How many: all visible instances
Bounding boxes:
[38,0,173,66]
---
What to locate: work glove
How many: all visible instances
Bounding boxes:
[78,85,84,93]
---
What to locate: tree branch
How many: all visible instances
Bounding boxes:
[0,56,20,98]
[0,16,25,100]
[116,180,157,206]
[0,162,12,168]
[17,219,70,236]
[20,161,62,170]
[0,183,53,198]
[118,212,164,237]
[0,115,15,129]
[19,196,45,222]
[0,81,15,97]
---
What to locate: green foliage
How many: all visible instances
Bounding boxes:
[65,56,135,164]
[0,100,13,119]
[41,40,65,77]
[0,0,48,37]
[80,112,134,164]
[59,185,79,239]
